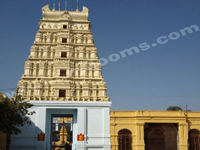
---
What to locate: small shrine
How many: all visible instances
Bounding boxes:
[58,120,69,145]
[52,119,71,150]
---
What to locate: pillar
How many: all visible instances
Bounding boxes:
[47,63,52,77]
[80,62,88,77]
[94,63,101,78]
[179,123,188,150]
[39,62,46,77]
[53,34,56,43]
[74,35,77,44]
[135,123,145,150]
[46,32,52,43]
[35,32,42,43]
[24,61,32,76]
[70,123,73,131]
[86,49,89,59]
[27,83,32,100]
[32,63,37,76]
[87,34,93,44]
[77,34,83,44]
[30,46,37,58]
[50,49,55,58]
[43,46,49,58]
[83,35,87,44]
[77,108,86,150]
[88,64,93,78]
[91,48,97,59]
[75,49,78,58]
[79,47,85,59]
[56,123,59,131]
[42,34,46,43]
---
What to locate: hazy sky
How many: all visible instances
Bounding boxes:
[0,0,200,111]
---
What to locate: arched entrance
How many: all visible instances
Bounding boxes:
[148,128,165,150]
[144,123,178,150]
[118,129,132,150]
[189,129,200,150]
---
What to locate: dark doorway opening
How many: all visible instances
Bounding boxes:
[51,114,73,150]
[189,129,200,150]
[118,129,132,150]
[144,123,178,150]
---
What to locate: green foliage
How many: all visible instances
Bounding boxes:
[166,106,183,111]
[0,92,3,97]
[0,95,35,135]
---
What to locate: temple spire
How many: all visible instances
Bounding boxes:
[18,4,109,102]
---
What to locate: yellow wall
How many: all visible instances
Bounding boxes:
[110,111,200,150]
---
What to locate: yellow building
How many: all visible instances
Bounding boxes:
[110,110,200,150]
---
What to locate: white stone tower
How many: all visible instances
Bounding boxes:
[17,5,109,102]
[11,4,111,150]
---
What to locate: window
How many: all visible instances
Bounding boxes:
[63,25,67,29]
[62,38,67,43]
[59,90,66,97]
[60,70,66,76]
[61,52,67,58]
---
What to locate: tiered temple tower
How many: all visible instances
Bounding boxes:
[17,5,109,102]
[11,4,111,150]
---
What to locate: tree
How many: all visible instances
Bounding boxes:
[166,106,183,111]
[0,94,35,150]
[0,92,3,97]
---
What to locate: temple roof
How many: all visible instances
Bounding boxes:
[42,5,89,21]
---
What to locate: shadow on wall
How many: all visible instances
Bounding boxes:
[10,117,44,149]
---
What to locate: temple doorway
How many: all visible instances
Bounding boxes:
[51,114,73,150]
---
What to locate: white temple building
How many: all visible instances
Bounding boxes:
[10,4,111,150]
